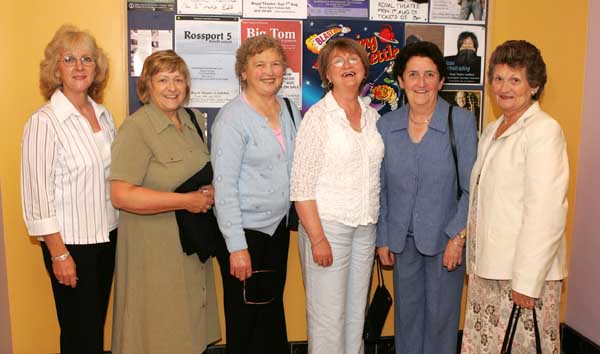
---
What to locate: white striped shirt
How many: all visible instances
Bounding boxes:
[20,90,118,244]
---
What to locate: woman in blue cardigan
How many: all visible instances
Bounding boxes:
[376,41,477,354]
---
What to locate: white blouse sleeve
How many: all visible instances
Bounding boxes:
[290,107,327,201]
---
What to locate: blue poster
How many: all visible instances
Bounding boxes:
[302,20,405,115]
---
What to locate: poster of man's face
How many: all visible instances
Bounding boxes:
[443,25,485,85]
[440,89,482,131]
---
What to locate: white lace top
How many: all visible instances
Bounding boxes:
[290,91,384,227]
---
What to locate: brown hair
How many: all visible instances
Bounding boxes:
[235,35,287,88]
[317,37,370,93]
[136,50,191,104]
[488,40,547,100]
[39,24,109,102]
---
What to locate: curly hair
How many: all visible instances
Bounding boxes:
[235,35,287,88]
[317,37,370,93]
[136,50,191,104]
[392,41,447,83]
[488,40,547,100]
[39,24,109,102]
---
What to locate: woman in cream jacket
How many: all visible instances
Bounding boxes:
[461,40,568,354]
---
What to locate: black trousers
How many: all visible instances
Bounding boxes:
[216,220,289,354]
[41,229,117,354]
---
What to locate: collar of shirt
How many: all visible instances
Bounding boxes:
[50,89,109,124]
[388,96,451,134]
[321,90,372,119]
[494,101,541,139]
[143,102,196,135]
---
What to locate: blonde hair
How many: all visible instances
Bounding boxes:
[235,35,287,88]
[39,24,109,102]
[136,50,191,104]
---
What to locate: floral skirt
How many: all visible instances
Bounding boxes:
[461,274,562,354]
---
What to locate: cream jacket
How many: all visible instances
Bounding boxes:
[467,102,568,298]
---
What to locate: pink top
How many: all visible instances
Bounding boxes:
[273,128,286,152]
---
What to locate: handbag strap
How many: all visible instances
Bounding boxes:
[184,107,205,142]
[501,304,542,354]
[375,257,386,287]
[282,97,296,130]
[533,306,542,354]
[448,105,461,201]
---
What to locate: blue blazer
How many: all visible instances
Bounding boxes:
[376,98,477,255]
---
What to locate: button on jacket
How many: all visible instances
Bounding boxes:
[376,98,478,255]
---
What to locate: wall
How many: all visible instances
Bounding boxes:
[0,0,588,353]
[565,0,600,346]
[0,185,13,354]
[0,1,128,352]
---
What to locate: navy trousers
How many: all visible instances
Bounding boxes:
[41,229,117,354]
[393,236,465,354]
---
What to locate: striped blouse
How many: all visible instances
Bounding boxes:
[20,90,118,244]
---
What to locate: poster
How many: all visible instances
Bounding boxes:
[403,23,484,84]
[127,0,175,11]
[440,89,482,131]
[307,0,368,18]
[175,16,241,108]
[370,0,429,22]
[241,20,303,108]
[177,0,242,16]
[430,0,486,24]
[129,29,173,76]
[443,25,485,84]
[243,0,307,19]
[302,20,404,115]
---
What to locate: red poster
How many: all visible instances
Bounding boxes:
[241,19,303,108]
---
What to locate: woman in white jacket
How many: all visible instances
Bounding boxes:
[461,40,568,354]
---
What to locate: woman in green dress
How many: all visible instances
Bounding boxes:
[110,50,220,354]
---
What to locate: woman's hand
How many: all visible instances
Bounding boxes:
[184,185,214,213]
[377,246,395,266]
[311,237,333,267]
[443,236,464,271]
[53,256,78,288]
[512,290,536,309]
[230,249,252,281]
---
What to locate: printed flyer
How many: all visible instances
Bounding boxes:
[175,16,241,107]
[241,20,303,108]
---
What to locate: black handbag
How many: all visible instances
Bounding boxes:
[500,303,542,354]
[363,257,393,343]
[282,97,299,231]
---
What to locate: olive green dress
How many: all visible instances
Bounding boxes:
[110,103,220,354]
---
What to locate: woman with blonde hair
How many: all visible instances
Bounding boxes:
[20,24,117,354]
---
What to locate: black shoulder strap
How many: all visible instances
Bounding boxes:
[184,107,204,142]
[282,97,296,129]
[448,105,461,201]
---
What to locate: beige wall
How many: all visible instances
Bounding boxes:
[0,0,589,352]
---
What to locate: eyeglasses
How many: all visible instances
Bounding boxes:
[243,269,276,305]
[59,55,96,66]
[331,55,361,68]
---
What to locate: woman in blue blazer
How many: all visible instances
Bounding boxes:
[376,41,477,354]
